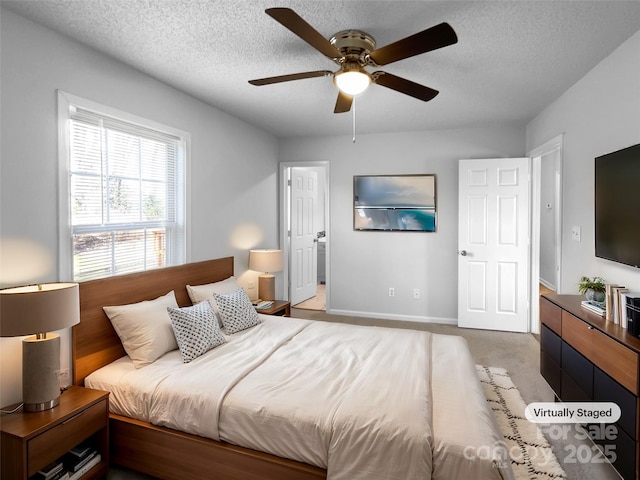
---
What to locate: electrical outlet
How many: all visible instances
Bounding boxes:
[58,368,70,386]
[413,288,421,299]
[388,287,395,297]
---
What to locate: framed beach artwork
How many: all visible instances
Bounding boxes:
[353,174,437,232]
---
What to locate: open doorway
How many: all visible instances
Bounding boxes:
[279,161,330,312]
[529,134,563,333]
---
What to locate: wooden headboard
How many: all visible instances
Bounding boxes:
[73,257,234,386]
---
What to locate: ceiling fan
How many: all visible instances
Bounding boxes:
[249,8,458,114]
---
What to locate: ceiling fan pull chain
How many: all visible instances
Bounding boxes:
[352,96,357,143]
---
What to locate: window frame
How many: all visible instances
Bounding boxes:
[58,90,191,281]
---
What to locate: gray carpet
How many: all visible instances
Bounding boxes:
[108,309,622,480]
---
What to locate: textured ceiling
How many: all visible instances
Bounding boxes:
[3,0,640,138]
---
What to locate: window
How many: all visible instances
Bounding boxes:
[59,92,188,281]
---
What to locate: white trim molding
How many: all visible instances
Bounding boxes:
[528,133,564,334]
[327,309,458,326]
[57,90,192,281]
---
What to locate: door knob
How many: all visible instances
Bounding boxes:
[459,250,467,256]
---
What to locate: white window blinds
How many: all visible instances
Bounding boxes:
[66,104,186,281]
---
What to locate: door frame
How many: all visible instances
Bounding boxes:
[528,134,564,334]
[279,161,330,309]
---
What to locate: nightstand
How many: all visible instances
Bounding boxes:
[257,300,291,317]
[1,386,109,480]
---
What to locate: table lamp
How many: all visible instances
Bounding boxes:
[249,249,283,301]
[0,282,80,412]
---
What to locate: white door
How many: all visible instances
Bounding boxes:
[290,168,318,305]
[458,158,530,332]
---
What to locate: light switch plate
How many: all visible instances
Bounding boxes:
[571,225,581,242]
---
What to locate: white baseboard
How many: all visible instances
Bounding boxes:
[539,278,556,291]
[326,308,458,326]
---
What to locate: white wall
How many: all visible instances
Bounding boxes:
[280,127,525,322]
[0,9,280,406]
[526,30,640,294]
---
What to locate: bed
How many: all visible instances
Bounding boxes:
[73,257,514,480]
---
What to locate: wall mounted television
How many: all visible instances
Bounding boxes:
[595,143,640,269]
[353,174,437,232]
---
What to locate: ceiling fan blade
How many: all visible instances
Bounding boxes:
[368,23,457,66]
[334,92,353,113]
[266,8,342,59]
[372,71,439,102]
[249,70,332,86]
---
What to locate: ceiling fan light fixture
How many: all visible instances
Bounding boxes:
[334,70,371,96]
[252,8,458,113]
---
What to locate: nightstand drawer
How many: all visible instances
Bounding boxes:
[28,398,107,476]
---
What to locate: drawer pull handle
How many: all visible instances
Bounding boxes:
[588,326,594,330]
[61,410,85,425]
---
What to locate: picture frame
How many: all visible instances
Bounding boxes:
[353,174,437,232]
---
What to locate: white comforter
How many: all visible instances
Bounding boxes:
[86,316,513,480]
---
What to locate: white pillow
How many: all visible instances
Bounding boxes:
[212,288,261,334]
[168,301,226,363]
[186,276,240,323]
[103,291,179,368]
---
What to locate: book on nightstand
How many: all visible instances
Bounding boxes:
[68,443,93,459]
[63,443,98,474]
[67,454,101,480]
[32,460,67,480]
[32,471,69,480]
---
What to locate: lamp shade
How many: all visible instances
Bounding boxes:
[249,249,284,273]
[0,282,80,336]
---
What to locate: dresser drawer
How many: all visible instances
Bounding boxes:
[27,399,107,476]
[561,341,593,398]
[592,422,636,480]
[540,297,562,335]
[561,371,592,402]
[594,366,637,440]
[538,295,640,480]
[562,311,592,358]
[541,351,562,397]
[591,329,639,395]
[541,324,562,365]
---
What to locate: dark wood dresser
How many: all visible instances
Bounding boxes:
[540,294,640,479]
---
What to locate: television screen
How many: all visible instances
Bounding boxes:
[353,174,436,231]
[595,143,640,268]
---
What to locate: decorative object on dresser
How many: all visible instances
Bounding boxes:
[0,386,109,480]
[249,249,284,301]
[578,276,606,303]
[605,284,627,324]
[540,294,640,480]
[0,283,80,412]
[626,294,640,337]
